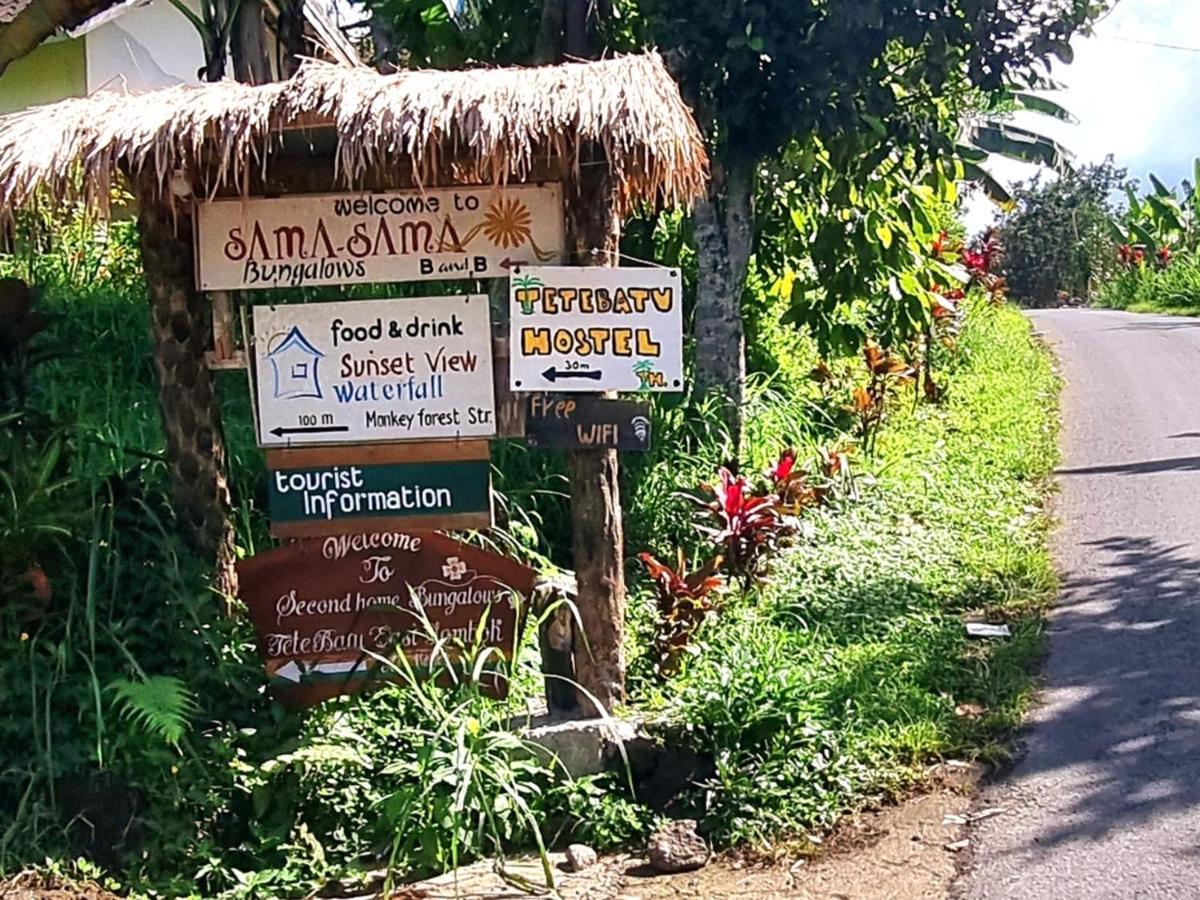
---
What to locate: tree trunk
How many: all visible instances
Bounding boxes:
[231,0,272,84]
[692,157,754,447]
[534,0,565,64]
[276,0,306,78]
[0,0,113,77]
[370,11,397,72]
[564,0,588,57]
[565,166,625,716]
[135,179,237,595]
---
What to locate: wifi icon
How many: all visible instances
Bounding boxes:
[630,416,651,444]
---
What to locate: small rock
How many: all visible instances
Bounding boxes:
[647,819,709,874]
[565,843,598,872]
[945,839,970,852]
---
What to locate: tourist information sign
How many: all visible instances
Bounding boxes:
[265,441,493,538]
[508,266,683,392]
[236,530,537,707]
[195,184,565,290]
[251,296,496,447]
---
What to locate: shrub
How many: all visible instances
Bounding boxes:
[995,158,1126,307]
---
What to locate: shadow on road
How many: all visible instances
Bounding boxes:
[1004,534,1200,854]
[1058,455,1200,476]
[1102,319,1200,332]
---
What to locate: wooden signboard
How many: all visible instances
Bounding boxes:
[266,442,493,538]
[508,266,683,392]
[526,395,652,451]
[195,184,565,290]
[236,530,538,707]
[251,296,496,447]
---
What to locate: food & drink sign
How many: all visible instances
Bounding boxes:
[508,266,683,392]
[195,184,565,290]
[252,296,495,446]
[236,530,538,707]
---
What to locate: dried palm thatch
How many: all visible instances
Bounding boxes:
[0,52,707,216]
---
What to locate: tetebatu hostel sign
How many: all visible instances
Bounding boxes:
[526,395,652,451]
[251,296,496,447]
[508,266,683,392]
[266,442,493,538]
[194,184,566,290]
[235,530,538,707]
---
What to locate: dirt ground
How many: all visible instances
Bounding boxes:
[0,871,120,900]
[1,763,988,900]
[402,762,985,900]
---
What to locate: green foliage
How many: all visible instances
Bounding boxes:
[639,0,1103,167]
[107,677,198,748]
[760,142,966,355]
[631,300,1059,844]
[1097,249,1200,314]
[995,157,1127,306]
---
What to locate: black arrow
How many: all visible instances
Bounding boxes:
[270,424,350,437]
[542,367,603,383]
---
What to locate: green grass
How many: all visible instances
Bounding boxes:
[1096,251,1200,315]
[634,300,1061,844]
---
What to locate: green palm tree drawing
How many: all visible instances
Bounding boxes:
[632,359,656,389]
[513,274,543,315]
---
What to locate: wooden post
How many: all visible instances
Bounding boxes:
[565,163,625,716]
[135,176,237,595]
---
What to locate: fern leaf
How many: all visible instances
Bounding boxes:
[108,676,197,746]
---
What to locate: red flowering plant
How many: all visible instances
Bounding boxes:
[1117,243,1146,269]
[961,230,1008,305]
[767,448,818,517]
[690,466,790,584]
[639,550,725,678]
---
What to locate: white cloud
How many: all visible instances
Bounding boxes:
[963,0,1200,233]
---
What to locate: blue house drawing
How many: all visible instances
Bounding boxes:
[266,326,324,400]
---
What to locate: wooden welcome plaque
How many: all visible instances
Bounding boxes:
[236,530,538,707]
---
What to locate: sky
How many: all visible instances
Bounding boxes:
[963,0,1200,232]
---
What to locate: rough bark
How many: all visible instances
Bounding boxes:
[231,0,272,85]
[369,10,396,72]
[565,166,625,716]
[534,0,565,64]
[692,157,754,446]
[276,0,306,78]
[0,0,116,78]
[135,179,237,595]
[564,0,588,57]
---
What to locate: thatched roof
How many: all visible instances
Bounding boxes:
[0,52,708,216]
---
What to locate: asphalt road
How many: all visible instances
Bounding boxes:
[959,309,1200,899]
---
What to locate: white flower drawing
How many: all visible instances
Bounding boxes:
[442,557,468,582]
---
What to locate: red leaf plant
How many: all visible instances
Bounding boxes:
[691,466,789,583]
[963,230,1007,305]
[639,550,725,678]
[931,230,950,259]
[767,448,821,515]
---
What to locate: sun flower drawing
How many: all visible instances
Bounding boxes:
[481,197,534,249]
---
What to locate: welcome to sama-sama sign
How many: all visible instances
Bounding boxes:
[194,185,565,290]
